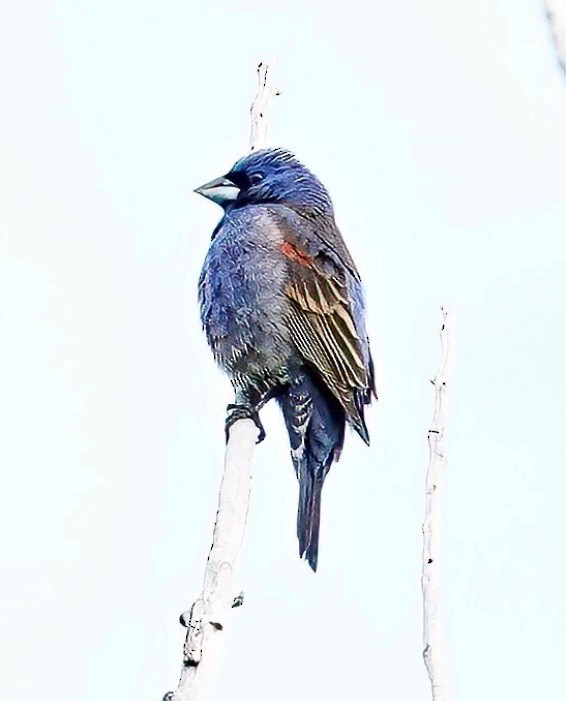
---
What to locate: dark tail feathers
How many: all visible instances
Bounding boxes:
[277,372,345,571]
[297,470,324,571]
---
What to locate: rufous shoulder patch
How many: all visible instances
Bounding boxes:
[280,240,313,267]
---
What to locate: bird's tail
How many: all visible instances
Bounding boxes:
[277,372,345,571]
[296,469,324,572]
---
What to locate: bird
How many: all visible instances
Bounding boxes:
[195,148,375,571]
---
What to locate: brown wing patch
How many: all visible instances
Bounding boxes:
[268,207,373,442]
[284,263,371,441]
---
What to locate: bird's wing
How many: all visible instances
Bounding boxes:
[274,208,375,442]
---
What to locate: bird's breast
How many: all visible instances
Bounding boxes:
[198,208,295,383]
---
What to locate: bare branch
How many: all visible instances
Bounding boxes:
[545,0,566,76]
[165,419,259,701]
[422,307,452,701]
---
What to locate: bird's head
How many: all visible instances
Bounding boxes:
[195,148,333,215]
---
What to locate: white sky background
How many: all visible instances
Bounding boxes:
[2,0,566,699]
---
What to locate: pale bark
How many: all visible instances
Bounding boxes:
[163,63,278,701]
[421,308,451,701]
[165,420,259,701]
[545,0,566,75]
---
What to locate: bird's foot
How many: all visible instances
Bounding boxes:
[225,403,266,444]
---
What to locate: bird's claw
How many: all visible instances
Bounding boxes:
[226,404,266,443]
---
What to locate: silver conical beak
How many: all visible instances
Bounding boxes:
[194,176,240,206]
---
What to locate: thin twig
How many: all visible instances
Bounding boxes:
[422,307,451,701]
[545,0,566,76]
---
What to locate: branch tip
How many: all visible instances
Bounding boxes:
[249,61,280,150]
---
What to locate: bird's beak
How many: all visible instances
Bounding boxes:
[194,176,240,206]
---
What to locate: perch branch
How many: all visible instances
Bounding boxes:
[421,307,451,701]
[545,0,566,76]
[164,62,278,701]
[165,419,259,701]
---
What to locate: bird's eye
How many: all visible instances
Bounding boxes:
[249,173,264,185]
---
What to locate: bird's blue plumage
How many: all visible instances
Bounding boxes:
[197,148,375,570]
